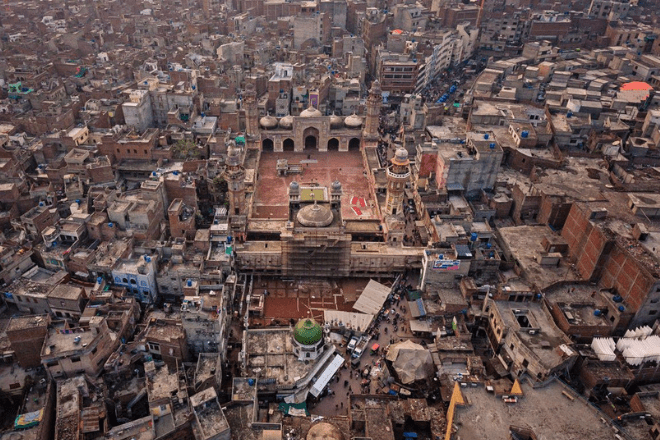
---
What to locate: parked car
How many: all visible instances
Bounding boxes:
[347,336,359,353]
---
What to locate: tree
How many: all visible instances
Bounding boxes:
[171,139,201,160]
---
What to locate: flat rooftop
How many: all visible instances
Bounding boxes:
[498,225,578,289]
[495,301,572,370]
[254,151,378,221]
[543,283,612,327]
[191,388,229,438]
[42,329,99,357]
[454,380,616,440]
[6,314,48,332]
[244,328,316,387]
[48,284,84,301]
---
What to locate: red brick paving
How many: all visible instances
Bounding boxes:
[253,151,377,221]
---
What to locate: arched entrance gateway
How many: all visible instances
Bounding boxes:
[348,137,361,151]
[283,138,295,151]
[327,138,339,151]
[262,138,274,151]
[303,127,320,151]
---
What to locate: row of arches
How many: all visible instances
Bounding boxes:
[262,137,360,152]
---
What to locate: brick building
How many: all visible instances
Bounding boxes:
[561,201,660,329]
[5,314,51,368]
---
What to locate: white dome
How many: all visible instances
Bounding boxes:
[344,113,363,128]
[279,114,294,129]
[330,114,344,128]
[260,115,278,129]
[300,106,322,118]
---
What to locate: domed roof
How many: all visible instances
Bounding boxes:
[307,422,343,440]
[330,113,344,128]
[260,114,278,129]
[289,180,300,191]
[279,114,294,129]
[344,113,363,128]
[331,180,342,191]
[297,202,334,227]
[394,147,409,162]
[293,318,323,345]
[300,106,322,118]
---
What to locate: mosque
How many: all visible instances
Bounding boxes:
[228,81,424,278]
[242,80,382,152]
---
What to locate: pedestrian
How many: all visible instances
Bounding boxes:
[336,404,339,409]
[340,401,343,408]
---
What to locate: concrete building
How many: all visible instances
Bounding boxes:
[190,387,230,440]
[0,244,35,285]
[484,298,577,381]
[122,89,154,133]
[41,316,120,379]
[111,254,158,304]
[46,284,87,320]
[588,0,630,20]
[144,316,189,369]
[435,132,503,197]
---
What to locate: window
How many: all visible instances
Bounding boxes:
[650,310,658,316]
[522,359,529,368]
[71,356,81,363]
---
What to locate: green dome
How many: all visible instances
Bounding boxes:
[293,318,323,345]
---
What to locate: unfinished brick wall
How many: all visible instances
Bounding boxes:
[561,204,614,280]
[537,195,572,229]
[600,246,654,312]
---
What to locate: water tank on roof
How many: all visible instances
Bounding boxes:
[227,236,233,244]
[187,279,193,287]
[486,242,492,249]
[613,295,623,303]
[489,143,495,149]
[173,171,179,176]
[470,232,478,241]
[97,277,103,284]
[108,222,114,228]
[39,201,44,207]
[618,305,626,312]
[567,112,573,118]
[521,131,529,138]
[484,133,489,140]
[594,310,602,316]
